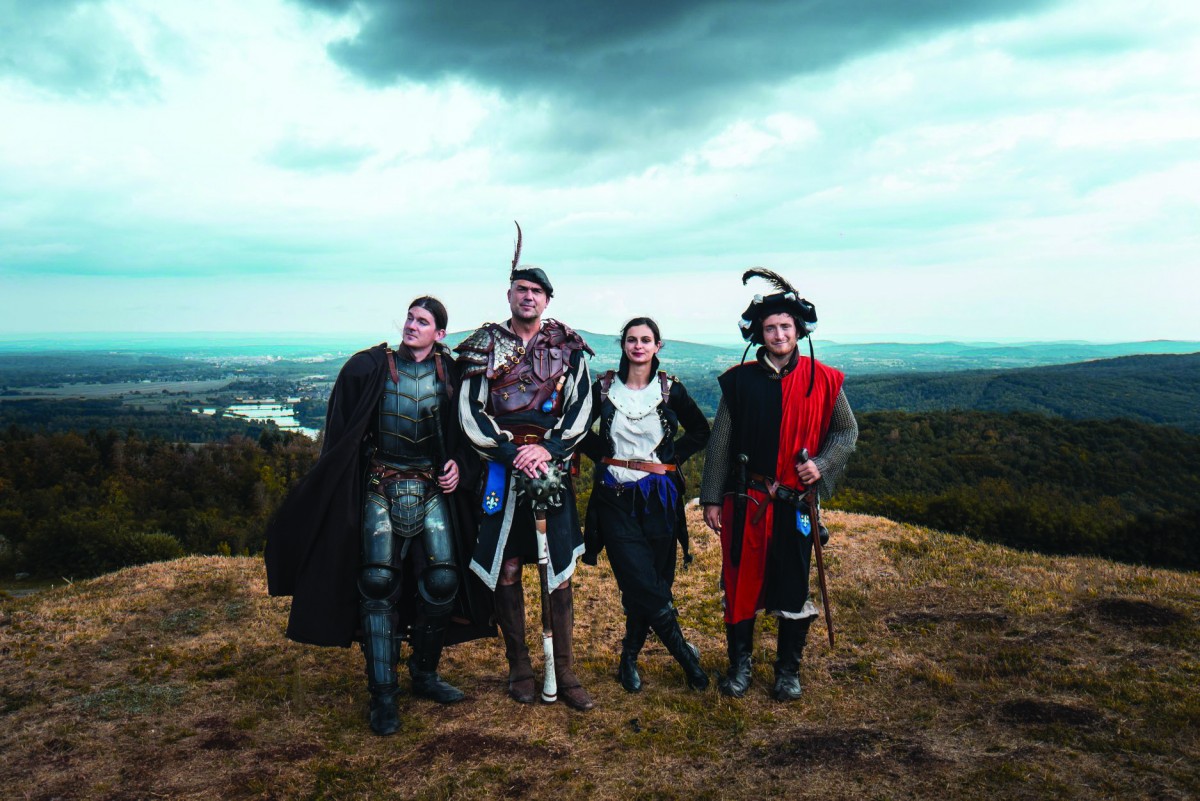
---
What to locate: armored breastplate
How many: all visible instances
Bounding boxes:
[376,355,441,464]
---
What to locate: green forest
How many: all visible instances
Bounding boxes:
[0,427,317,579]
[3,404,1197,579]
[832,410,1200,570]
[847,352,1200,431]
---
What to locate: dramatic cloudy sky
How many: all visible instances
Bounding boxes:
[1,0,1197,343]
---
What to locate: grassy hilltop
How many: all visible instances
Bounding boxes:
[2,508,1197,800]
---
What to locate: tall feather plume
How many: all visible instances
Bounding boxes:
[742,267,797,296]
[509,220,523,278]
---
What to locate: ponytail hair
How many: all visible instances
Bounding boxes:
[408,296,448,331]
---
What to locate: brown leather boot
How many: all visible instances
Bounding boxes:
[550,583,594,711]
[494,582,536,703]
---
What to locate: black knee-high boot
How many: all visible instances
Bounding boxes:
[717,618,755,698]
[648,606,709,690]
[618,614,650,693]
[408,612,466,704]
[772,616,813,701]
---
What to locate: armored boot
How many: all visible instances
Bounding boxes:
[772,616,813,702]
[550,583,594,711]
[360,602,401,736]
[718,618,755,698]
[494,582,537,703]
[408,615,466,704]
[618,614,650,693]
[648,605,709,690]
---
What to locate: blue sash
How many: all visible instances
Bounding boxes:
[482,461,507,516]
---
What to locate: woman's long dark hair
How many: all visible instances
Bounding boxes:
[617,316,662,381]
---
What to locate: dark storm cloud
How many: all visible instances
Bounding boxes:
[0,0,157,97]
[297,0,1058,106]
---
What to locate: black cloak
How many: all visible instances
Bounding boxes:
[264,343,494,648]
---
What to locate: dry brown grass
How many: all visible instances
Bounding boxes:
[2,509,1197,800]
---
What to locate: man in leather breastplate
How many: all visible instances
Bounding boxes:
[700,269,858,702]
[266,296,491,737]
[456,224,596,710]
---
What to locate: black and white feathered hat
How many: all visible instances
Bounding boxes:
[507,221,554,297]
[738,268,817,345]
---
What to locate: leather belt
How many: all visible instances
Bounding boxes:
[602,457,676,475]
[368,460,434,485]
[501,424,547,445]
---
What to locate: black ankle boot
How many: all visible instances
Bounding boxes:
[718,618,755,697]
[649,606,709,690]
[408,617,466,704]
[772,617,812,702]
[368,686,401,736]
[618,615,649,693]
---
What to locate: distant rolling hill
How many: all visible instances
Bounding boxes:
[847,352,1200,431]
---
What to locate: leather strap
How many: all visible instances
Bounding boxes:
[386,349,399,385]
[601,457,676,475]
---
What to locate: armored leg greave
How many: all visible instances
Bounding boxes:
[718,618,755,698]
[360,491,402,735]
[406,492,463,703]
[648,606,709,691]
[550,583,594,711]
[772,616,813,702]
[494,582,536,703]
[618,614,650,693]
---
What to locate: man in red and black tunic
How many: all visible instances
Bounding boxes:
[700,269,858,701]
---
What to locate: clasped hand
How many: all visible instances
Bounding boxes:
[512,443,552,478]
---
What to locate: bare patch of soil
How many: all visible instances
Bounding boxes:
[199,729,251,750]
[1092,598,1185,627]
[757,727,887,765]
[998,699,1103,728]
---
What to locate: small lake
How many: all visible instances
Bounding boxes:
[197,401,320,439]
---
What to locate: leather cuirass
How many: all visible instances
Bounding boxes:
[486,328,570,416]
[376,354,442,463]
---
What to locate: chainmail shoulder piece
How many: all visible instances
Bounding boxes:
[812,390,857,500]
[699,399,732,506]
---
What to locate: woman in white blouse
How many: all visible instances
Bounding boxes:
[581,317,711,692]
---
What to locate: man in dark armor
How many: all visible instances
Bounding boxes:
[266,297,491,736]
[456,224,596,710]
[700,270,858,701]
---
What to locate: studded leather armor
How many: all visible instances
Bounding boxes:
[455,319,593,417]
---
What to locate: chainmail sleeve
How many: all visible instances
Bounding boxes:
[700,398,732,506]
[812,389,858,501]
